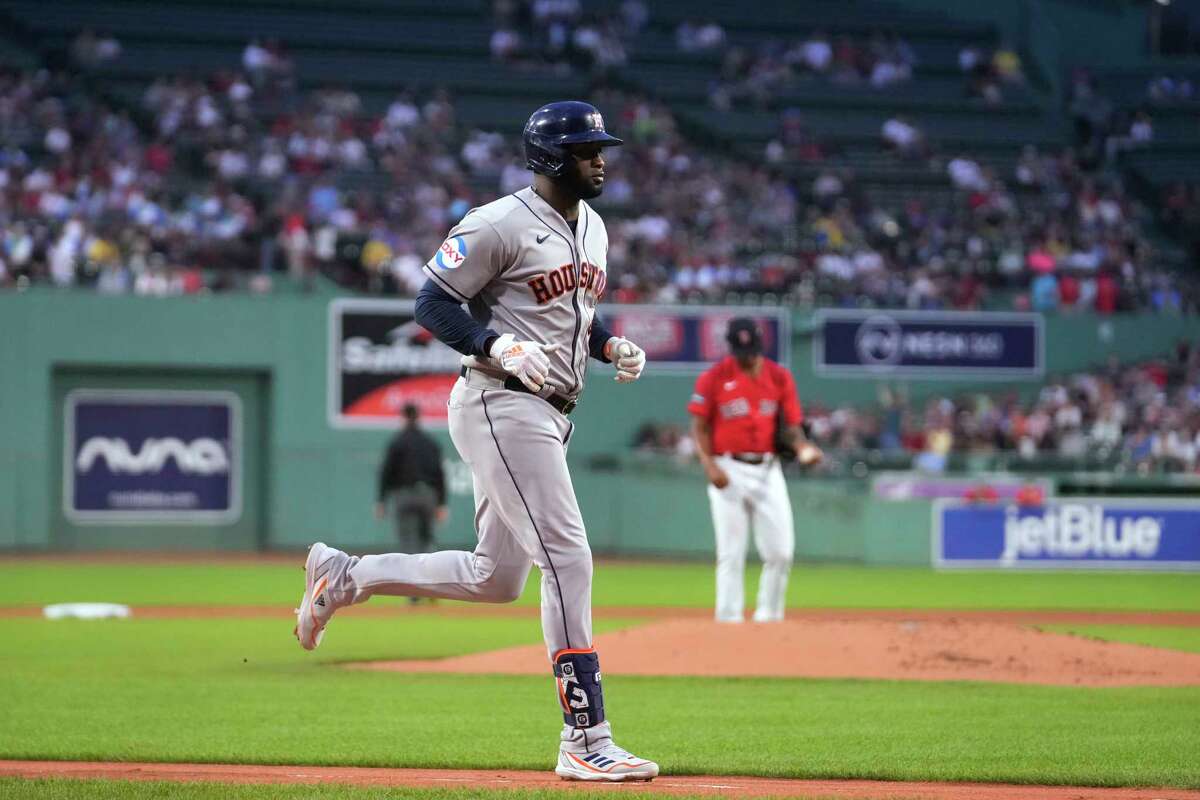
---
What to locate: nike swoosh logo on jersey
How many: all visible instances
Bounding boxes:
[536,233,551,244]
[724,381,737,390]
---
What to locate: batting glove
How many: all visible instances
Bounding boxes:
[604,337,646,383]
[490,333,560,393]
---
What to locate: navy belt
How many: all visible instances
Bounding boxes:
[460,366,578,415]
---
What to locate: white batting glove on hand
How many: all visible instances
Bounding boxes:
[489,333,560,392]
[604,337,646,383]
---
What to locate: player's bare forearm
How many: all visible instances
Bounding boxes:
[692,417,730,488]
[784,424,807,450]
[691,417,716,468]
[786,423,823,466]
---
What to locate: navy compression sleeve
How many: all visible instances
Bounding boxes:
[414,279,498,358]
[589,316,615,363]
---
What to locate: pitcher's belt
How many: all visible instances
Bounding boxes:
[460,366,578,415]
[719,452,772,465]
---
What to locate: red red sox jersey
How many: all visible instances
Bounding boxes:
[687,356,803,454]
[422,186,608,399]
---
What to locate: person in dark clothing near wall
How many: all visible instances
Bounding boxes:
[374,404,448,602]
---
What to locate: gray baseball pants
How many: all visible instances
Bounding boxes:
[348,371,592,657]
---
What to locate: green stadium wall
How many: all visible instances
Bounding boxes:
[1,290,1196,561]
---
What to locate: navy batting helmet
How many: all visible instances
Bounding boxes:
[523,101,623,177]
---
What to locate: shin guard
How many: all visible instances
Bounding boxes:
[553,648,605,728]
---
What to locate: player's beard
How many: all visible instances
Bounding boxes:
[560,171,603,201]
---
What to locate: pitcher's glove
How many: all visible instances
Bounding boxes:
[490,334,560,392]
[604,337,646,383]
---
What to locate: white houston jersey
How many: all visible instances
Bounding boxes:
[422,186,609,399]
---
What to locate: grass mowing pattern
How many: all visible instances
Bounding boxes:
[1040,624,1200,653]
[1,617,1198,788]
[4,561,1199,611]
[0,779,731,800]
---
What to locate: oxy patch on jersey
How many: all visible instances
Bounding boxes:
[434,235,468,270]
[528,262,607,305]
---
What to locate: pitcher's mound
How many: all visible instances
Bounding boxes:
[351,618,1200,687]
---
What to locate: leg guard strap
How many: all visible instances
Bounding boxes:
[553,648,605,728]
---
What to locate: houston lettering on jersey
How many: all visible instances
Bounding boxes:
[528,262,607,306]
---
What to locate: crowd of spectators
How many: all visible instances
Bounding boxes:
[758,114,1195,314]
[69,29,122,69]
[635,341,1200,475]
[135,55,470,292]
[489,0,642,74]
[1161,180,1200,271]
[674,19,727,53]
[633,421,695,462]
[806,341,1200,474]
[1,39,1195,314]
[1146,74,1196,104]
[0,68,273,294]
[596,98,1196,316]
[957,43,1024,105]
[709,30,918,110]
[1068,70,1156,167]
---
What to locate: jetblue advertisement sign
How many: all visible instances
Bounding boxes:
[815,310,1042,379]
[64,390,241,524]
[934,499,1200,570]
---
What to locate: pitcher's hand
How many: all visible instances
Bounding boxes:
[796,443,824,467]
[706,463,730,489]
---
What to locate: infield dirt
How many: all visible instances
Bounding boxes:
[2,761,1198,799]
[354,615,1200,687]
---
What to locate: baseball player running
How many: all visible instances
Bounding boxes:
[294,101,658,782]
[688,318,822,623]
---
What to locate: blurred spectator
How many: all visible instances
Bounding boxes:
[633,421,695,462]
[619,0,648,35]
[947,156,988,192]
[991,44,1023,84]
[490,26,523,62]
[70,29,121,68]
[1146,75,1195,103]
[881,115,926,158]
[960,43,1022,105]
[676,19,726,53]
[796,30,833,73]
[1105,109,1154,161]
[1068,71,1116,165]
[868,32,915,89]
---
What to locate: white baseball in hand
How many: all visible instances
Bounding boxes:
[797,443,823,466]
[610,338,645,383]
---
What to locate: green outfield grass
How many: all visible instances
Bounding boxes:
[4,560,1199,611]
[0,780,735,800]
[1,615,1198,788]
[1042,624,1200,653]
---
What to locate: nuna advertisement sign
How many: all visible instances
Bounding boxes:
[64,390,241,524]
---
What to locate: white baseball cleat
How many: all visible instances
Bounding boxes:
[294,542,351,651]
[556,741,659,782]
